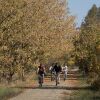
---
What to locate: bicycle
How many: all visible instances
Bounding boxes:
[55,73,60,86]
[38,74,44,87]
[51,71,56,81]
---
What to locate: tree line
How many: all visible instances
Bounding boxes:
[0,0,76,83]
[75,4,100,88]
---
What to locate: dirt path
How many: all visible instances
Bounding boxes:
[9,69,88,100]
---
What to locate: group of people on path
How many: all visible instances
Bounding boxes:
[37,63,68,87]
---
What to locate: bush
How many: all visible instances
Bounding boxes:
[87,72,100,90]
[91,79,100,90]
[0,87,22,100]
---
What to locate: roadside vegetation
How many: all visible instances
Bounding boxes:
[74,4,100,89]
[0,87,22,100]
[63,77,100,100]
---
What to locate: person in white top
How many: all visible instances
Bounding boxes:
[62,64,68,81]
[49,63,55,81]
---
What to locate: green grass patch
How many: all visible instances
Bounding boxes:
[69,90,100,100]
[0,87,22,100]
[64,78,100,100]
[71,79,100,100]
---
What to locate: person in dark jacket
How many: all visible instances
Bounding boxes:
[52,63,62,86]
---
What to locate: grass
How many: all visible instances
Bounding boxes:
[0,87,22,100]
[63,78,100,100]
[0,72,37,100]
[69,90,100,100]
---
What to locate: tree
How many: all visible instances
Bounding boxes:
[77,4,100,88]
[0,0,76,82]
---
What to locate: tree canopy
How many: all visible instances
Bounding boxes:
[75,4,100,88]
[0,0,76,82]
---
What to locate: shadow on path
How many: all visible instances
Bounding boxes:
[15,85,92,90]
[65,78,85,80]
